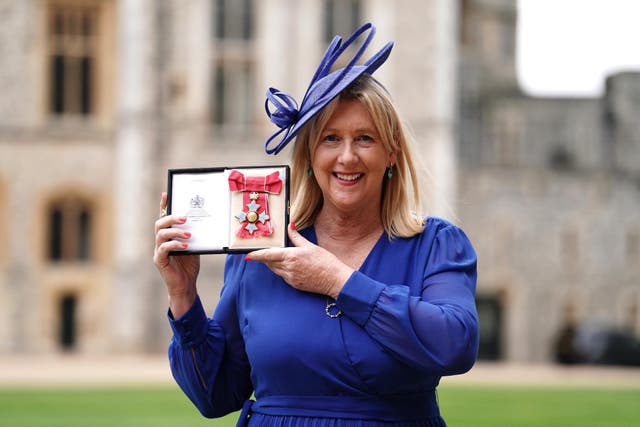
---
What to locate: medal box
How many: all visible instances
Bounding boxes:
[167,165,290,254]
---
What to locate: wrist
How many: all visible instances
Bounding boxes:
[327,267,353,299]
[168,289,197,319]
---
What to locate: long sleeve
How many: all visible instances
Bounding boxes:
[167,255,253,418]
[336,220,479,376]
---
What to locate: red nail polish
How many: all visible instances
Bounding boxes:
[181,243,188,249]
[179,217,187,223]
[184,232,191,238]
[244,255,251,261]
[290,221,296,231]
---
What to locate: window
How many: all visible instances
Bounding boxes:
[493,109,521,166]
[47,198,93,262]
[214,0,253,40]
[324,0,361,42]
[499,19,515,64]
[624,298,638,334]
[211,0,255,128]
[549,145,574,170]
[46,2,101,116]
[213,61,254,126]
[458,0,473,47]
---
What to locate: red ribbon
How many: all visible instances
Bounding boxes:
[228,170,282,194]
[228,170,282,238]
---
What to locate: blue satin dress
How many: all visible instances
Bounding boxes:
[168,217,479,427]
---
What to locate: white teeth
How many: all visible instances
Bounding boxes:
[336,173,361,181]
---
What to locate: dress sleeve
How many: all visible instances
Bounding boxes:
[167,255,253,418]
[336,223,479,376]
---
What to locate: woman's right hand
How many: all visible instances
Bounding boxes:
[153,192,200,318]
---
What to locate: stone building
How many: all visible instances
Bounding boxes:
[0,0,458,354]
[1,0,637,364]
[458,0,640,362]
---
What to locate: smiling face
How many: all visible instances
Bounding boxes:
[311,99,396,218]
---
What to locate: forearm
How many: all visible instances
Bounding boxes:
[168,296,253,417]
[336,271,479,375]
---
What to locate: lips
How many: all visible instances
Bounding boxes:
[334,172,363,182]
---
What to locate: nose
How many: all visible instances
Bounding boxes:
[338,140,358,165]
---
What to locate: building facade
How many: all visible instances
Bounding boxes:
[0,0,458,354]
[1,0,637,363]
[458,0,640,362]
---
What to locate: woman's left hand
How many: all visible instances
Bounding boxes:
[246,224,353,298]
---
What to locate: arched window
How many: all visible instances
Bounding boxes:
[47,197,93,262]
[47,2,100,116]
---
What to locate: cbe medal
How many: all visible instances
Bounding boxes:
[228,170,282,238]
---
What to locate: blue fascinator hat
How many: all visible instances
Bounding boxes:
[263,22,393,155]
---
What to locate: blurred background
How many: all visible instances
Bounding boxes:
[0,0,638,370]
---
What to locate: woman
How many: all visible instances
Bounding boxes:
[154,23,478,427]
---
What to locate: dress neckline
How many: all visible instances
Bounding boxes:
[304,225,387,272]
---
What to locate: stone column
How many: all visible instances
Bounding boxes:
[112,0,160,352]
[389,0,458,217]
[0,0,36,350]
[5,182,34,352]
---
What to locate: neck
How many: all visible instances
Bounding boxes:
[314,207,384,243]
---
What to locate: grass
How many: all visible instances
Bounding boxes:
[438,385,640,427]
[0,386,231,427]
[1,384,638,427]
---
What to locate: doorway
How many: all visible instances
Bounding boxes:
[59,294,77,350]
[476,294,503,360]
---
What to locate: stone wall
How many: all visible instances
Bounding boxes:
[0,0,459,355]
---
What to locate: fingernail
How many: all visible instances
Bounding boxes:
[179,217,187,223]
[244,255,251,261]
[290,221,296,231]
[184,232,191,238]
[181,243,188,249]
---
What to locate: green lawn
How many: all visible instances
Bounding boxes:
[1,385,638,427]
[438,385,640,427]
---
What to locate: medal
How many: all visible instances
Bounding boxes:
[228,170,282,238]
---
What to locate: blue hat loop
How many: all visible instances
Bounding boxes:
[263,22,393,155]
[265,88,299,129]
[300,23,375,107]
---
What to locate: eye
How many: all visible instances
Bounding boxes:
[357,134,374,143]
[321,134,339,143]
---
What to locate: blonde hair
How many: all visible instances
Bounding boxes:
[290,74,426,238]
